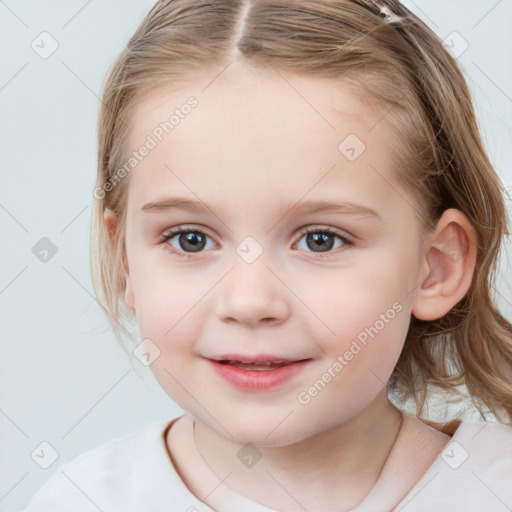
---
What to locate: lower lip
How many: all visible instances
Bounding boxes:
[206,359,311,391]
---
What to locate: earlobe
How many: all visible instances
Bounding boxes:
[412,209,477,321]
[104,208,119,242]
[124,271,136,312]
[103,208,136,313]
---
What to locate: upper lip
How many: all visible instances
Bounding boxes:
[206,354,311,364]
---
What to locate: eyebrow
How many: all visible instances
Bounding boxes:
[140,197,381,220]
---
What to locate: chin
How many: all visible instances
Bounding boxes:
[202,410,316,448]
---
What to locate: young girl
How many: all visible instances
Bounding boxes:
[25,0,512,510]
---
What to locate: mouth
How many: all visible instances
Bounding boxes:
[215,360,299,370]
[205,355,312,390]
[208,353,311,370]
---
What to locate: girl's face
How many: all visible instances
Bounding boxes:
[120,66,428,446]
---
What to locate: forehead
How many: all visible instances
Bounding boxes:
[123,66,404,219]
[128,67,381,144]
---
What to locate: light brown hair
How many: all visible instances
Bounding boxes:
[91,0,512,426]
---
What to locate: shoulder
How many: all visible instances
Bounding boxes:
[449,420,512,463]
[412,414,512,460]
[396,420,512,511]
[434,421,512,480]
[455,419,512,465]
[24,418,177,512]
[440,421,512,502]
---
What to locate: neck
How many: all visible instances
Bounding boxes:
[193,390,403,511]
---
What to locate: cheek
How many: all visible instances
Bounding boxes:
[298,298,409,427]
[130,260,211,347]
[305,254,413,391]
[130,265,213,408]
[311,260,410,343]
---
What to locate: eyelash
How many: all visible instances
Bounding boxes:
[157,226,354,260]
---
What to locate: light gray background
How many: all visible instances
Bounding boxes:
[1,1,511,510]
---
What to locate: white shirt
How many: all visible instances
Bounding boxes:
[24,414,512,512]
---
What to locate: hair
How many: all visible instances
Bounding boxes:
[91,0,512,427]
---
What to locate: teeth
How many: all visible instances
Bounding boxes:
[227,360,288,370]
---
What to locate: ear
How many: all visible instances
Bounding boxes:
[411,208,478,321]
[103,208,135,313]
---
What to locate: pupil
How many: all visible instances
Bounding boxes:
[308,233,333,252]
[180,232,205,252]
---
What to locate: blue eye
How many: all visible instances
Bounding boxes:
[158,226,354,259]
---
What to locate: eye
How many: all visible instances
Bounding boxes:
[158,226,217,258]
[158,225,354,259]
[295,227,353,257]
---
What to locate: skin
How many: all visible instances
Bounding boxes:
[105,63,477,511]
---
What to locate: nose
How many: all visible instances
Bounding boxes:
[216,255,291,327]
